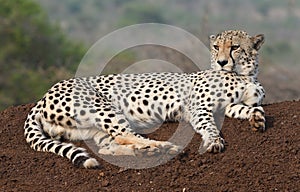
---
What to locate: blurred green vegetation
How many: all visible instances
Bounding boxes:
[117,2,166,26]
[0,0,299,110]
[0,0,86,110]
[36,0,300,67]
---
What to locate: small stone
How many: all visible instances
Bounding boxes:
[101,179,110,187]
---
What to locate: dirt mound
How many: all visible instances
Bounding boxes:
[1,101,299,192]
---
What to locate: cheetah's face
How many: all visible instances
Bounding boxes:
[210,30,264,76]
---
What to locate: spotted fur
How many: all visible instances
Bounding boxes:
[24,30,265,168]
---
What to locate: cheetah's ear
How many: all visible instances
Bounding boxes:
[252,34,265,50]
[209,35,217,46]
[208,35,216,45]
[209,35,216,40]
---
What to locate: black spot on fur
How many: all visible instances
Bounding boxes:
[29,133,35,139]
[118,119,126,124]
[47,143,55,151]
[123,98,129,107]
[104,119,112,123]
[50,114,56,120]
[57,115,64,121]
[108,114,115,118]
[143,100,148,106]
[66,120,72,126]
[43,112,48,119]
[54,145,62,154]
[62,146,73,157]
[137,107,143,114]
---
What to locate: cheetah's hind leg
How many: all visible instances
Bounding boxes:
[93,131,136,156]
[94,130,181,156]
[114,133,182,156]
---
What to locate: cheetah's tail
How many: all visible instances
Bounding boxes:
[23,103,100,169]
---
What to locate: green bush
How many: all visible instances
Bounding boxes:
[0,0,86,110]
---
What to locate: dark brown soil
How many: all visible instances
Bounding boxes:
[1,101,299,192]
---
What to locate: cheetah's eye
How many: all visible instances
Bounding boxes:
[231,45,240,50]
[213,45,219,50]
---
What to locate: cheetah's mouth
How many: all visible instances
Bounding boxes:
[221,68,230,72]
[220,65,235,72]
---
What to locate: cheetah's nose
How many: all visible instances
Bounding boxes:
[217,60,228,67]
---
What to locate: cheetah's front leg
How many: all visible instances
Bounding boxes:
[190,108,225,154]
[225,104,265,132]
[225,82,266,132]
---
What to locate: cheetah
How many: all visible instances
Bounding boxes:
[24,30,265,168]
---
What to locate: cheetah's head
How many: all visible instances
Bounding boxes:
[210,30,264,77]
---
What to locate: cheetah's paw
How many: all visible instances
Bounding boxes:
[199,137,225,154]
[250,107,265,132]
[156,141,182,155]
[98,143,136,156]
[132,141,182,157]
